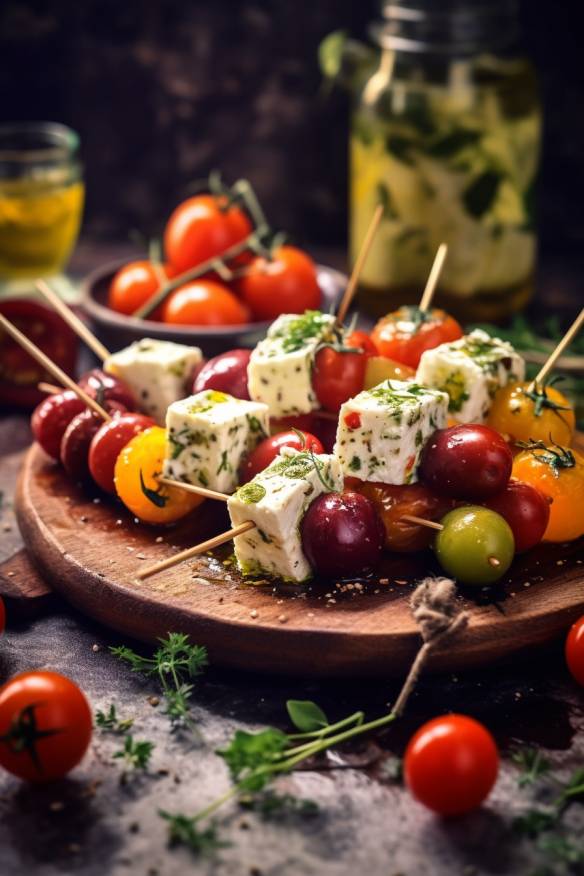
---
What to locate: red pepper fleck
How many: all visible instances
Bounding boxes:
[405,454,416,472]
[344,411,361,430]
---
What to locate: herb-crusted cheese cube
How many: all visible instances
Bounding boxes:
[334,380,448,485]
[248,310,336,417]
[228,449,343,583]
[105,338,202,425]
[415,329,525,423]
[163,391,269,494]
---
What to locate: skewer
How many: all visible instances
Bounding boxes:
[418,243,448,313]
[336,203,384,325]
[35,279,111,362]
[158,477,229,503]
[38,382,61,395]
[0,314,112,422]
[136,520,256,580]
[528,307,584,391]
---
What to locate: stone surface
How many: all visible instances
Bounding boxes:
[1,414,584,875]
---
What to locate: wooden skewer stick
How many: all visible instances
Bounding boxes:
[528,307,584,391]
[38,382,61,395]
[35,278,111,362]
[418,243,448,313]
[158,477,229,503]
[336,203,384,325]
[137,520,256,580]
[402,514,443,531]
[0,314,112,422]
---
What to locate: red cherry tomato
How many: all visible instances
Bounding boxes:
[60,401,125,482]
[355,482,455,552]
[312,346,367,414]
[483,479,551,553]
[566,616,584,687]
[236,246,321,321]
[162,279,250,326]
[0,671,92,782]
[164,194,252,274]
[420,424,513,500]
[89,413,156,493]
[0,300,78,409]
[239,430,324,482]
[31,391,86,459]
[404,714,499,816]
[0,597,5,635]
[346,330,378,357]
[107,260,175,319]
[372,306,463,369]
[193,349,251,399]
[78,369,136,411]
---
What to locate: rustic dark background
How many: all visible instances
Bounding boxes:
[0,0,583,257]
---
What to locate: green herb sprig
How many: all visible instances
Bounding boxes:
[111,633,208,732]
[95,704,134,733]
[113,734,154,772]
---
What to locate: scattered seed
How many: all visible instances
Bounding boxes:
[92,644,101,653]
[250,609,258,619]
[148,696,160,707]
[278,614,288,624]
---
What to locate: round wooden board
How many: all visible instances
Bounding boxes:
[15,439,584,677]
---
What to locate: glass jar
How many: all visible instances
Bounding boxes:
[0,122,84,285]
[350,0,542,322]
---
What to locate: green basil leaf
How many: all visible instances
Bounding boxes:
[286,700,329,732]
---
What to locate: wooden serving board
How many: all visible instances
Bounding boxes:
[14,439,584,677]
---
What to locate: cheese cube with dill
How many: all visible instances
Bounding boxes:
[104,338,202,425]
[416,329,525,423]
[163,390,269,494]
[334,380,449,485]
[228,449,344,583]
[248,310,336,417]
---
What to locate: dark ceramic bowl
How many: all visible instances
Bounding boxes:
[81,260,348,358]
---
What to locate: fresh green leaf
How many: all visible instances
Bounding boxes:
[512,748,551,787]
[286,700,329,733]
[218,728,288,791]
[159,811,229,856]
[318,30,348,80]
[463,170,502,218]
[113,734,154,771]
[95,704,134,733]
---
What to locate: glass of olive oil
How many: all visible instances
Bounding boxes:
[0,122,84,287]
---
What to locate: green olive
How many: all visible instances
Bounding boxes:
[435,506,515,587]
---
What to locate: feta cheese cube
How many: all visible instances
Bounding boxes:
[416,329,525,423]
[163,390,269,494]
[334,379,448,485]
[248,310,336,417]
[105,338,202,425]
[228,449,344,582]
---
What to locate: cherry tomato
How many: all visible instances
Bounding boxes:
[240,430,324,483]
[371,306,463,369]
[404,714,499,816]
[89,413,156,493]
[487,380,575,447]
[164,194,252,274]
[0,597,5,635]
[512,443,584,542]
[345,330,378,358]
[435,506,515,586]
[566,616,584,687]
[269,414,316,435]
[193,349,251,399]
[483,479,550,553]
[162,279,250,326]
[60,410,104,482]
[0,671,92,782]
[107,260,175,319]
[236,246,321,321]
[312,346,367,414]
[0,300,78,408]
[420,424,513,500]
[115,426,203,524]
[301,490,385,578]
[31,390,86,459]
[78,369,136,411]
[363,355,415,390]
[355,482,455,552]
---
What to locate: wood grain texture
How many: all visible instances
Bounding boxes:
[14,438,584,677]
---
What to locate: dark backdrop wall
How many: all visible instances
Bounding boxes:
[1,0,582,258]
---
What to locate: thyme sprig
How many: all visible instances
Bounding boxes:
[110,633,208,732]
[113,735,154,772]
[95,704,134,733]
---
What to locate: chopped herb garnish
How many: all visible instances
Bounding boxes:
[273,311,332,353]
[236,483,267,504]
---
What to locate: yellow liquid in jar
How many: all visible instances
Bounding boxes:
[0,176,84,279]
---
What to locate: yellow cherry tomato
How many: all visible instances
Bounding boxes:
[114,426,203,525]
[512,442,584,542]
[363,356,415,390]
[487,381,575,446]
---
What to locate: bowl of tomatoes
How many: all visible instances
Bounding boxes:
[81,176,347,357]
